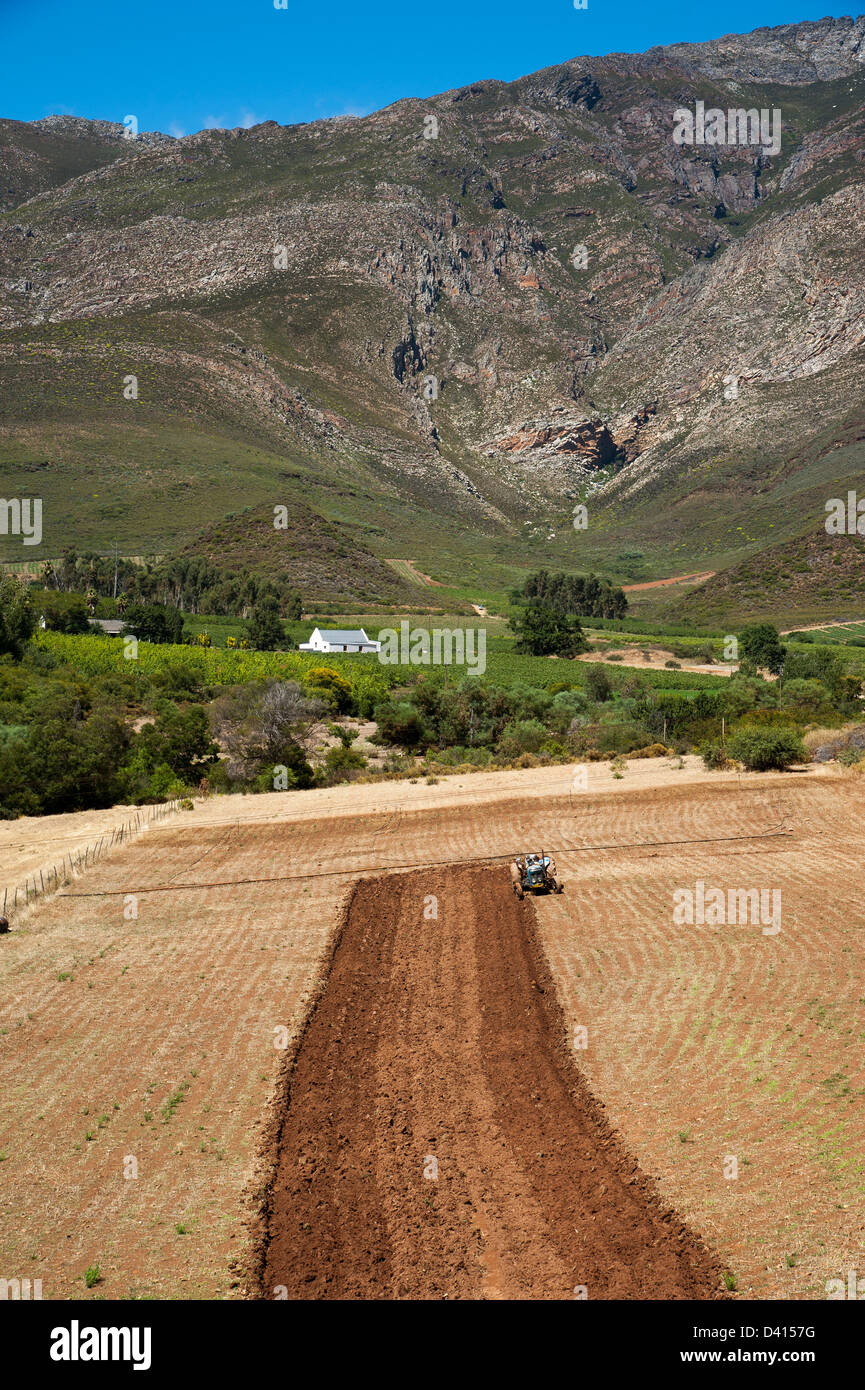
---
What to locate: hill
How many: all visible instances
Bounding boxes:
[1,16,864,608]
[176,501,417,607]
[665,519,865,626]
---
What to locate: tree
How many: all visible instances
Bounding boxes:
[210,680,324,780]
[509,601,587,657]
[135,704,219,784]
[0,695,130,815]
[516,570,628,619]
[0,575,36,658]
[245,598,286,651]
[738,623,786,676]
[283,589,303,621]
[125,603,184,645]
[38,592,91,634]
[584,666,613,703]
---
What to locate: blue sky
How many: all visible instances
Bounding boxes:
[1,1,855,135]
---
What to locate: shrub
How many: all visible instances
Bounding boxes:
[497,718,547,758]
[305,666,353,714]
[725,728,807,771]
[373,699,430,749]
[625,743,670,759]
[322,744,367,783]
[584,666,613,702]
[699,740,731,771]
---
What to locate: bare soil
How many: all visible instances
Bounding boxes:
[622,572,715,592]
[255,866,726,1300]
[577,644,735,677]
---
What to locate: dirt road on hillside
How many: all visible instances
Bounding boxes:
[256,866,726,1300]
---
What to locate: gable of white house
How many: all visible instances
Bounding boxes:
[298,627,381,654]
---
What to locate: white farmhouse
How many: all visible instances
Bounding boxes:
[298,627,381,655]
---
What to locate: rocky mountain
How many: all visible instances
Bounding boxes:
[0,14,863,612]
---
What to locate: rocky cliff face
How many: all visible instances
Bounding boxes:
[0,15,863,576]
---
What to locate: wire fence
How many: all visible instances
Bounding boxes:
[1,799,183,919]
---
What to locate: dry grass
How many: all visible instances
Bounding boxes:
[0,759,861,1301]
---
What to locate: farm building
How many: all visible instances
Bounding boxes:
[298,627,381,654]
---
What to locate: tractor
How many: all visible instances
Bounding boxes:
[510,853,563,899]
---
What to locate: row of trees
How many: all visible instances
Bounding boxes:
[4,576,295,653]
[513,570,629,620]
[39,549,303,620]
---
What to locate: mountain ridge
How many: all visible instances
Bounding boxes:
[1,14,863,616]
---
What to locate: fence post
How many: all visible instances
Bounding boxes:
[40,870,44,893]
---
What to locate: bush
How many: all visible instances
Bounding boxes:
[497,718,547,758]
[373,699,430,749]
[584,666,613,703]
[430,745,494,768]
[626,743,670,759]
[725,728,807,771]
[305,666,353,714]
[322,744,367,784]
[699,740,732,771]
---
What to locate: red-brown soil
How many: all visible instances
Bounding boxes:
[255,866,727,1300]
[622,572,715,592]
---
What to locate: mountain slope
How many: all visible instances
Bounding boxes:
[1,15,863,614]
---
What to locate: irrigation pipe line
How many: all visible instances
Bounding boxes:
[60,823,794,896]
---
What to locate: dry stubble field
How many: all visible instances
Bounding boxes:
[0,759,863,1299]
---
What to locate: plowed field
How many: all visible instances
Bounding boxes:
[256,867,724,1299]
[1,761,862,1300]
